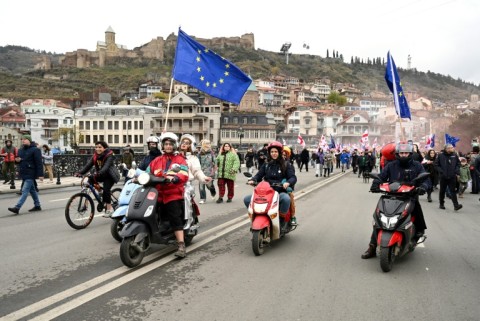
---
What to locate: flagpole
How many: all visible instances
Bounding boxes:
[163,77,175,133]
[398,117,405,142]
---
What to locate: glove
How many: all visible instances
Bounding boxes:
[370,183,380,193]
[170,176,180,184]
[417,187,426,195]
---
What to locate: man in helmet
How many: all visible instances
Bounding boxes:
[147,132,190,258]
[245,141,297,224]
[361,143,431,259]
[139,136,162,171]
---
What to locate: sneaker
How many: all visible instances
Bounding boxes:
[226,198,232,203]
[290,217,297,226]
[174,242,186,258]
[454,204,463,211]
[8,207,20,214]
[28,206,42,212]
[361,244,376,259]
[103,209,113,218]
[199,200,205,204]
[216,198,223,204]
[3,181,9,185]
[439,204,446,210]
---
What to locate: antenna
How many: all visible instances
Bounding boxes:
[280,42,292,64]
[407,54,411,70]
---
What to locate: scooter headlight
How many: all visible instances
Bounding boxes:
[380,214,399,229]
[138,172,151,185]
[144,205,154,217]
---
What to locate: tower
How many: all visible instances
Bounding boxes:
[105,26,116,52]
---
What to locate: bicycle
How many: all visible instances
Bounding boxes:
[65,175,122,230]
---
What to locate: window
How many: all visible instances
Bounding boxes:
[99,121,104,130]
[233,117,238,124]
[243,117,248,124]
[108,121,113,130]
[108,135,113,144]
[123,135,127,144]
[252,118,257,124]
[354,117,360,122]
[134,121,138,130]
[210,120,214,128]
[79,121,84,130]
[114,135,119,144]
[93,121,98,130]
[85,122,90,130]
[139,121,143,130]
[223,117,228,124]
[86,135,91,144]
[93,135,98,142]
[114,121,119,130]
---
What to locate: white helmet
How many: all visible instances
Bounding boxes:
[159,132,179,150]
[180,134,196,150]
[146,136,160,144]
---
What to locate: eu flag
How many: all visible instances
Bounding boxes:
[385,51,411,120]
[172,29,252,105]
[445,133,460,147]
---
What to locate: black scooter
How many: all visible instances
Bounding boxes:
[119,170,199,268]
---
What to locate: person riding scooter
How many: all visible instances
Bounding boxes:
[244,141,297,224]
[139,136,162,170]
[147,132,189,258]
[361,142,431,259]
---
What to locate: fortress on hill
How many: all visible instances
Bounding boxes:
[60,26,255,68]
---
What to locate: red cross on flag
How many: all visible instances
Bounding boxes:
[361,129,369,143]
[297,134,305,148]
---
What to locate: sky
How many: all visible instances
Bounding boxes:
[2,0,479,85]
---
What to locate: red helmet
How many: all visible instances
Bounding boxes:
[267,141,283,154]
[381,142,396,161]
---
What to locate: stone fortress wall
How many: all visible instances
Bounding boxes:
[59,28,255,68]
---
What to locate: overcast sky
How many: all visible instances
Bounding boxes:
[2,0,479,85]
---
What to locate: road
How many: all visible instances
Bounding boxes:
[0,169,479,321]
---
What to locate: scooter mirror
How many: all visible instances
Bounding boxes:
[127,168,137,178]
[138,172,151,185]
[171,163,181,172]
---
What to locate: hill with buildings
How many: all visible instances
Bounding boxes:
[0,44,479,105]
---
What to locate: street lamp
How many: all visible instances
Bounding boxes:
[238,127,244,148]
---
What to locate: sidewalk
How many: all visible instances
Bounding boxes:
[0,177,83,194]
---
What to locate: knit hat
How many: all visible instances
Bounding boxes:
[22,135,32,142]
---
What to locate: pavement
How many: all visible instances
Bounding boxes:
[0,177,83,194]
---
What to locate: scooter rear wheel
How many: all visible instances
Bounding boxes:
[380,246,395,272]
[120,236,145,268]
[252,230,265,256]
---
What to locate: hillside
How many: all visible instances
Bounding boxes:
[0,45,479,104]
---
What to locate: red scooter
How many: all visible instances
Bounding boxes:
[245,173,296,256]
[369,171,429,272]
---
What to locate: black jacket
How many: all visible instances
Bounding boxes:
[252,160,297,193]
[434,151,460,179]
[373,159,430,190]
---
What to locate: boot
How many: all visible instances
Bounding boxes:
[174,241,186,258]
[361,244,376,259]
[427,192,432,203]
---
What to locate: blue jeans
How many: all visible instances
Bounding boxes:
[244,192,291,214]
[15,178,41,209]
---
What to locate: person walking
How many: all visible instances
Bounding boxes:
[458,157,471,198]
[244,146,256,175]
[469,146,479,194]
[121,146,134,184]
[215,143,240,203]
[422,149,438,202]
[198,139,217,204]
[256,144,268,170]
[314,148,324,177]
[299,147,310,172]
[435,144,462,211]
[41,144,54,183]
[8,135,44,214]
[1,139,18,184]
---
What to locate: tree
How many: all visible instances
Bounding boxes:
[326,49,329,58]
[327,92,347,106]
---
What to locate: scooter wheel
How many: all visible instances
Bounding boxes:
[252,230,265,256]
[380,246,395,272]
[110,218,124,242]
[120,236,145,268]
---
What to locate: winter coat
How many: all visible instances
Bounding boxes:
[316,151,324,164]
[121,151,134,169]
[17,144,44,180]
[185,153,208,183]
[1,145,18,162]
[435,151,460,180]
[216,151,240,181]
[147,153,189,204]
[252,160,297,194]
[373,159,431,191]
[300,149,310,162]
[139,148,162,171]
[244,151,255,168]
[340,152,350,164]
[422,153,438,186]
[198,148,216,178]
[459,164,471,183]
[79,149,118,182]
[42,150,54,165]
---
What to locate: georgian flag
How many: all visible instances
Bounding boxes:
[282,138,287,145]
[297,134,305,148]
[362,129,369,143]
[425,134,435,149]
[372,137,378,148]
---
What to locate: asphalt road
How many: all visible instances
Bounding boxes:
[0,168,479,321]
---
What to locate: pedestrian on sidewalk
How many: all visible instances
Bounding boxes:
[215,143,240,203]
[8,135,44,214]
[1,139,18,184]
[41,144,54,183]
[198,139,217,204]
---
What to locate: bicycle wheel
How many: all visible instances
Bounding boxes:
[111,188,122,210]
[65,192,95,230]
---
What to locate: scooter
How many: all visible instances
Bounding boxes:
[110,163,143,242]
[369,171,429,272]
[119,168,199,268]
[245,173,297,256]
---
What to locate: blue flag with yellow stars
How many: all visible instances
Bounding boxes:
[172,29,252,105]
[385,51,411,120]
[445,133,460,147]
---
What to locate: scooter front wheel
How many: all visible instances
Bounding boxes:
[380,246,395,272]
[252,229,265,256]
[110,218,124,242]
[120,236,145,268]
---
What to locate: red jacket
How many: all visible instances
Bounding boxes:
[1,147,18,162]
[148,153,189,204]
